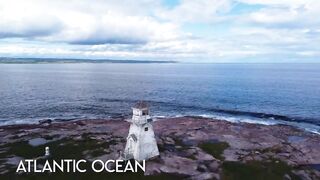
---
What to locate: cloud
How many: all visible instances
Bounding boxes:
[157,0,232,23]
[237,0,320,28]
[0,0,179,45]
[0,1,63,38]
[46,13,180,45]
[0,0,319,62]
[236,0,305,6]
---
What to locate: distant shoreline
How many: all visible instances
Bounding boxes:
[0,57,177,64]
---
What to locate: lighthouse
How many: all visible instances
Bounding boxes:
[123,101,159,161]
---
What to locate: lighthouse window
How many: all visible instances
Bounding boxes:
[142,110,148,115]
[144,127,148,131]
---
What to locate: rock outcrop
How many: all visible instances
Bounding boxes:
[0,117,319,179]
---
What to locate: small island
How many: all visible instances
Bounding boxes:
[0,117,319,179]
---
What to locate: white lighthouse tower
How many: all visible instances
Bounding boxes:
[123,101,159,161]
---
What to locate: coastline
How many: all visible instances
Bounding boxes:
[2,113,319,135]
[0,117,319,179]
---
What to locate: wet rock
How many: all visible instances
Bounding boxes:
[39,119,52,125]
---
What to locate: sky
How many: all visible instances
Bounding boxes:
[0,0,319,63]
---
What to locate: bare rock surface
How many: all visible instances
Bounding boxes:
[0,117,319,179]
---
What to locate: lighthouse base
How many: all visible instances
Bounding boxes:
[124,123,159,161]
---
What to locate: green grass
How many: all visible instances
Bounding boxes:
[198,141,230,160]
[0,136,183,180]
[1,135,115,160]
[0,133,121,174]
[222,160,301,180]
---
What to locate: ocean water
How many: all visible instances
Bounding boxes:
[0,63,320,133]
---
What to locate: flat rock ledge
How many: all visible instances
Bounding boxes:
[0,117,319,179]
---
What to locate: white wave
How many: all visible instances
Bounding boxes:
[1,113,319,135]
[198,114,320,135]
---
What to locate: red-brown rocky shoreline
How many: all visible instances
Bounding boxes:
[0,117,319,179]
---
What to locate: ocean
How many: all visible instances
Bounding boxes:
[0,63,319,133]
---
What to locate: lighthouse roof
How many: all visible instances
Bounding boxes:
[133,101,149,109]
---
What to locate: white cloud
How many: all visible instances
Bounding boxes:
[0,0,319,62]
[157,0,232,23]
[237,0,320,28]
[0,1,62,38]
[45,13,180,45]
[236,0,311,6]
[0,0,180,45]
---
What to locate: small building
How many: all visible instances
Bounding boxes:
[123,101,159,161]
